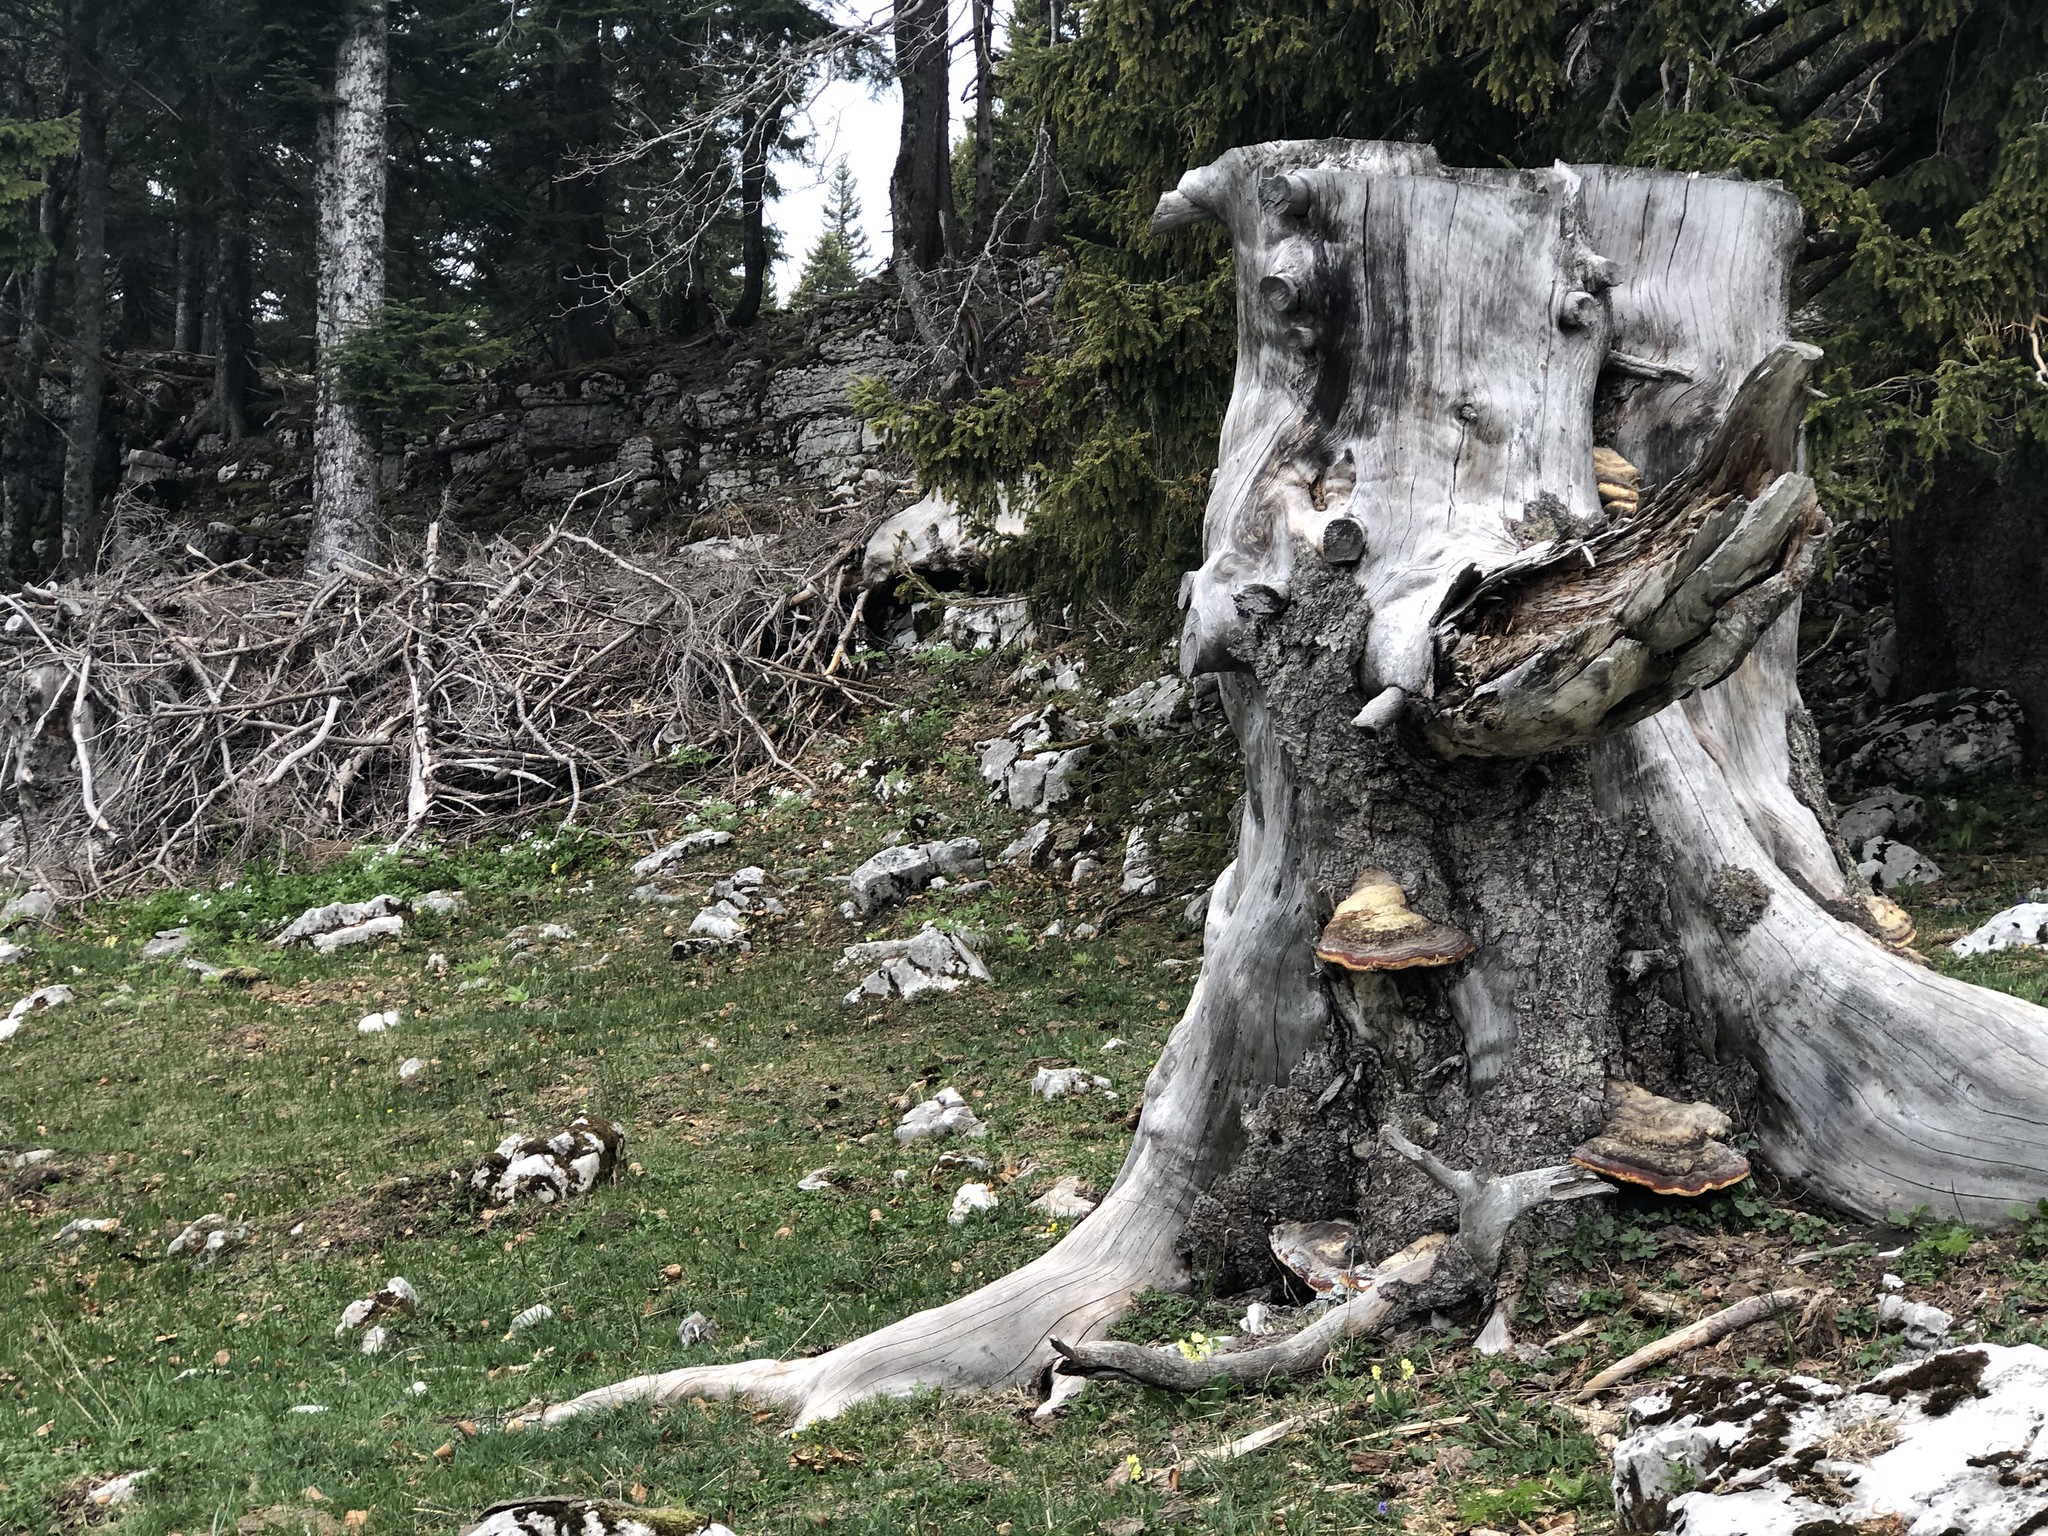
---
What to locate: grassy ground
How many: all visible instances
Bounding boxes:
[6,647,2048,1536]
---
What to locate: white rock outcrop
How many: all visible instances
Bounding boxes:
[1611,1345,2048,1535]
[893,1086,988,1145]
[839,924,991,1005]
[1857,836,1942,893]
[1951,902,2048,957]
[845,838,984,916]
[469,1114,624,1206]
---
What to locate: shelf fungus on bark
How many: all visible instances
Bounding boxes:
[1863,894,1916,946]
[1568,1082,1752,1196]
[1594,446,1640,518]
[1315,870,1475,971]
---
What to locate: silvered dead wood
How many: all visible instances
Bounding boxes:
[545,142,2048,1430]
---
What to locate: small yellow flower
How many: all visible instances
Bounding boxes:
[1371,1363,1383,1382]
[1124,1454,1143,1481]
[1400,1358,1416,1380]
[1174,1330,1214,1362]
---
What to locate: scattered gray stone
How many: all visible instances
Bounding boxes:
[504,922,576,950]
[1833,688,2023,793]
[894,1087,989,1145]
[53,1217,125,1244]
[1951,902,2048,957]
[937,597,1035,652]
[141,927,193,959]
[859,489,1026,587]
[1000,819,1053,867]
[840,924,991,1005]
[1069,856,1102,885]
[165,1213,249,1267]
[0,939,27,964]
[399,1057,424,1082]
[1033,1066,1110,1101]
[84,1470,151,1509]
[631,828,734,879]
[0,887,59,930]
[630,885,691,906]
[1878,1293,1955,1350]
[312,913,405,953]
[506,1303,554,1337]
[796,1167,839,1192]
[1612,1345,2048,1535]
[1121,826,1160,896]
[469,1114,624,1206]
[1858,836,1943,892]
[846,838,985,916]
[676,1311,719,1346]
[334,1276,419,1338]
[1104,675,1191,736]
[1183,886,1212,928]
[0,983,73,1040]
[1837,788,1925,848]
[687,900,749,945]
[275,894,404,946]
[413,890,468,918]
[948,1181,998,1225]
[1028,1176,1098,1222]
[357,1009,399,1035]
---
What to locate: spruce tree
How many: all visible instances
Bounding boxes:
[793,157,867,304]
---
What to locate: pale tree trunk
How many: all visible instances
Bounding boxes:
[59,58,108,574]
[543,143,2048,1433]
[306,0,388,575]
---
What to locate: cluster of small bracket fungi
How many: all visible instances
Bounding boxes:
[1052,869,1752,1391]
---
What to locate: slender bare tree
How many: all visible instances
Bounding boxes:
[306,0,389,574]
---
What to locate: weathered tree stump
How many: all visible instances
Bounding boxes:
[546,142,2048,1430]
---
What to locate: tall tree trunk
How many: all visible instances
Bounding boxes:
[544,142,2048,1433]
[889,0,953,268]
[173,212,205,352]
[968,0,996,254]
[306,0,389,574]
[545,20,614,368]
[59,56,108,575]
[732,107,769,328]
[1,183,63,574]
[1020,0,1060,251]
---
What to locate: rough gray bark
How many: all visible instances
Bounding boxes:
[968,0,997,253]
[59,66,108,574]
[306,0,388,574]
[1,182,62,571]
[542,142,2048,1435]
[889,0,954,267]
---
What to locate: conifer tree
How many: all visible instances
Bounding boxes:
[792,156,867,304]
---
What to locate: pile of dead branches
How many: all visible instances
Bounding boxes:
[0,515,886,891]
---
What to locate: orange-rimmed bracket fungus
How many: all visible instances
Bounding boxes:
[1570,1082,1752,1196]
[1315,870,1476,972]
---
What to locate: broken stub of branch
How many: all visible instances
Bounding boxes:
[1048,1234,1445,1392]
[1574,1286,1811,1401]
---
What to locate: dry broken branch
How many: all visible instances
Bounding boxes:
[0,513,888,889]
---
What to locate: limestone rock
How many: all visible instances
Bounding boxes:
[1832,688,2023,793]
[840,924,990,1005]
[894,1086,988,1145]
[630,829,732,878]
[1611,1345,2048,1535]
[948,1181,999,1225]
[1951,902,2048,957]
[1857,837,1942,893]
[1033,1066,1110,1100]
[846,838,984,916]
[859,489,1026,587]
[274,895,405,946]
[469,1114,624,1206]
[1028,1176,1099,1222]
[1836,788,1925,848]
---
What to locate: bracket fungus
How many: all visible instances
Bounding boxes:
[1569,1081,1752,1196]
[1315,870,1476,972]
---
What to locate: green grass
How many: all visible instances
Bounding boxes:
[9,656,2048,1536]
